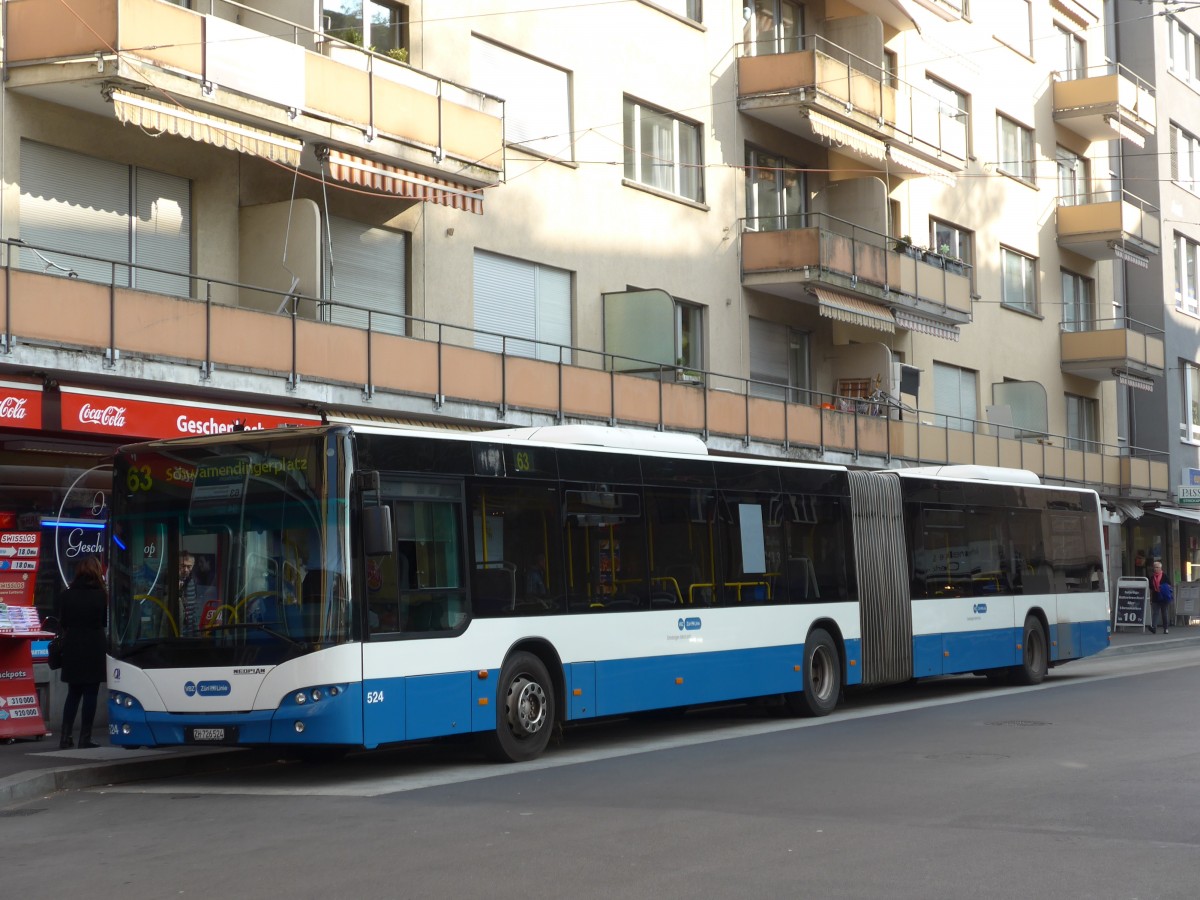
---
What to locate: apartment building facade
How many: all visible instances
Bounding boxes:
[0,0,1189,614]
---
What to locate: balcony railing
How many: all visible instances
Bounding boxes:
[736,34,968,172]
[1055,189,1161,259]
[1052,62,1156,145]
[740,213,973,323]
[0,238,1166,497]
[1060,316,1165,384]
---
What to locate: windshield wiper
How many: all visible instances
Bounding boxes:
[205,621,305,647]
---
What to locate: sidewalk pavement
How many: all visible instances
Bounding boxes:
[4,624,1199,807]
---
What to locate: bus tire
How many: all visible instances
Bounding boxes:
[784,628,840,717]
[481,651,555,763]
[1012,616,1048,686]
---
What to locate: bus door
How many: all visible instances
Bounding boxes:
[361,477,469,746]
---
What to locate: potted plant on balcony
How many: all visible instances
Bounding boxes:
[675,357,703,384]
[938,243,965,275]
[893,235,921,259]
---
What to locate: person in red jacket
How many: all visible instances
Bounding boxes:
[56,556,107,749]
[1147,559,1174,635]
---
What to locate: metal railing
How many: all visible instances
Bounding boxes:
[0,238,1168,493]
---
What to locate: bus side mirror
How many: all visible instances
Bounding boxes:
[362,505,394,557]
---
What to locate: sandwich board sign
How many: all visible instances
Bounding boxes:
[1114,576,1149,631]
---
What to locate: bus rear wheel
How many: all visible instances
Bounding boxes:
[1012,616,1048,686]
[481,652,555,763]
[784,628,841,717]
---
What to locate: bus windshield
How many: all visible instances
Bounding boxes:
[108,431,351,668]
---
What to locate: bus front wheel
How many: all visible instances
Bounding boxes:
[481,651,555,763]
[1012,616,1048,686]
[784,628,841,717]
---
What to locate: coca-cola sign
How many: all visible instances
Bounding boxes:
[61,387,320,439]
[0,382,42,431]
[77,403,128,429]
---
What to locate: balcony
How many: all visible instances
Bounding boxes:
[1060,317,1165,387]
[1053,63,1156,147]
[1056,190,1160,262]
[740,215,972,334]
[736,36,967,177]
[0,238,1166,499]
[2,0,503,194]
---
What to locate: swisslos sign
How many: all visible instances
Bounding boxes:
[60,387,321,439]
[0,380,43,431]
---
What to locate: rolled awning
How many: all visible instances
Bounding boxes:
[110,90,303,166]
[806,111,887,160]
[324,149,485,214]
[812,288,895,333]
[887,145,956,185]
[892,308,960,341]
[1116,370,1154,392]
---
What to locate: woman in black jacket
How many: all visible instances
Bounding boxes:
[56,556,107,749]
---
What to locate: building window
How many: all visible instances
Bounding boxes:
[473,250,572,362]
[473,39,572,159]
[1171,123,1200,195]
[745,149,806,231]
[1176,233,1200,316]
[926,76,969,156]
[1056,146,1089,205]
[933,362,978,432]
[324,2,409,56]
[742,0,804,56]
[1054,23,1086,79]
[1184,362,1200,442]
[676,299,704,372]
[1061,270,1095,332]
[323,218,408,336]
[1001,247,1038,314]
[749,318,810,402]
[1168,15,1200,85]
[994,0,1032,57]
[1065,394,1098,451]
[930,219,973,270]
[997,115,1035,182]
[883,50,898,88]
[18,140,191,296]
[623,97,703,202]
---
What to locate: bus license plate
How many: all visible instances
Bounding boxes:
[187,726,237,744]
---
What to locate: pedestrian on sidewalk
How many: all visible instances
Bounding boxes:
[1147,559,1174,635]
[56,556,107,749]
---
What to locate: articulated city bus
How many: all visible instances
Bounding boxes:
[106,424,1108,761]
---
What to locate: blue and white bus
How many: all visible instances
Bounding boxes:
[106,423,1109,761]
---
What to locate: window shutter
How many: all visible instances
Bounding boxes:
[749,317,789,399]
[324,217,408,335]
[473,250,537,356]
[1171,125,1181,182]
[535,265,572,363]
[19,140,131,284]
[133,167,191,297]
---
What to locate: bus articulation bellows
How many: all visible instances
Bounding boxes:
[106,424,1108,761]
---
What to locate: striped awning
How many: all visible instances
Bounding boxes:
[110,91,303,166]
[1104,115,1147,149]
[806,111,887,160]
[324,149,485,214]
[813,288,895,333]
[892,308,961,341]
[1116,370,1154,392]
[887,145,957,185]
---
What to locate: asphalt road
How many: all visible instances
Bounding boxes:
[7,647,1200,900]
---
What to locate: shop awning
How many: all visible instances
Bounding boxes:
[323,149,485,214]
[109,90,303,166]
[812,288,895,333]
[0,379,43,431]
[892,308,960,341]
[805,112,887,160]
[1149,505,1200,524]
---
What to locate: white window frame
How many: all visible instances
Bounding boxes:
[1001,246,1038,314]
[933,362,978,433]
[997,114,1035,183]
[473,38,571,160]
[1176,233,1200,316]
[745,148,806,231]
[1065,394,1098,452]
[926,76,969,156]
[623,97,703,202]
[1185,362,1200,443]
[1056,145,1088,205]
[1172,123,1200,195]
[1061,269,1095,332]
[1169,16,1200,86]
[676,299,704,372]
[994,0,1032,57]
[742,0,804,56]
[1054,23,1086,79]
